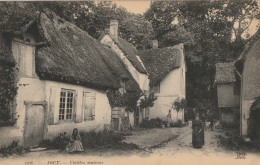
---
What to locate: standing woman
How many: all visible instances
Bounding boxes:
[66,128,84,153]
[192,113,205,148]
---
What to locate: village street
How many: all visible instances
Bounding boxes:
[0,124,238,159]
[123,123,235,157]
[2,123,260,165]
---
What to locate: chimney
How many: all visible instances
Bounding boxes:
[152,40,158,49]
[110,20,118,41]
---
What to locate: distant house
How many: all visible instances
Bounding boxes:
[235,30,260,139]
[100,20,150,128]
[215,62,240,128]
[0,6,140,147]
[138,41,186,124]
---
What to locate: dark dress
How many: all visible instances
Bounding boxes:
[192,119,205,148]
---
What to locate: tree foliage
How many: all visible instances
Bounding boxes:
[34,1,154,49]
[145,0,259,118]
[0,65,18,126]
[139,92,157,108]
[106,90,141,112]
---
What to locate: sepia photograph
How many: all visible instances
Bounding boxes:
[0,0,259,164]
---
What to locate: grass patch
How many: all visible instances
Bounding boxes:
[217,131,260,152]
[40,130,139,151]
[0,141,29,157]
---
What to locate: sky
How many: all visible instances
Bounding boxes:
[112,0,259,37]
[112,1,151,14]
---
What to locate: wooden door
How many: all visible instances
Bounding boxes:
[12,40,35,77]
[24,102,47,147]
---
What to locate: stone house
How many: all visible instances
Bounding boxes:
[138,41,186,124]
[215,62,240,128]
[235,30,260,139]
[100,20,150,128]
[0,5,140,147]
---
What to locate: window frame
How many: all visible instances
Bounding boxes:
[58,89,75,121]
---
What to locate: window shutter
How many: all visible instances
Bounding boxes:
[74,91,82,123]
[48,87,58,125]
[90,95,96,120]
[84,92,96,121]
[24,45,33,76]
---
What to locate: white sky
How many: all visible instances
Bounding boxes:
[111,0,259,37]
[112,1,151,14]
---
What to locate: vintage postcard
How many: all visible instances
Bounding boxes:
[0,0,259,165]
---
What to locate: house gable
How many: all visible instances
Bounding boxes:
[138,43,183,87]
[100,33,149,91]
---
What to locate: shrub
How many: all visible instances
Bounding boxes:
[40,130,130,150]
[170,120,183,127]
[217,131,260,152]
[140,118,163,128]
[0,141,28,157]
[0,65,19,126]
[40,134,69,150]
[80,130,124,149]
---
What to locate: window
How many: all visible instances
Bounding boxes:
[83,92,96,121]
[59,89,75,120]
[12,40,35,77]
[151,83,160,93]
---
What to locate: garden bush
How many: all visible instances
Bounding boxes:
[40,130,138,151]
[80,130,124,149]
[0,141,28,157]
[217,131,260,152]
[140,118,165,128]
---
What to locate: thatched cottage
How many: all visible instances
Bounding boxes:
[235,29,260,139]
[215,62,240,128]
[0,4,140,147]
[99,20,150,128]
[138,42,186,124]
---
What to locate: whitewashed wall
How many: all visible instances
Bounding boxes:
[149,69,184,122]
[149,45,186,123]
[0,78,112,147]
[45,81,111,139]
[0,77,46,147]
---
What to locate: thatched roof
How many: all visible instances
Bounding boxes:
[0,3,141,92]
[0,2,39,35]
[103,32,147,74]
[0,2,37,66]
[215,62,236,84]
[138,45,182,86]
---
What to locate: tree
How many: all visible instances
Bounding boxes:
[145,0,259,119]
[35,1,154,49]
[223,0,258,41]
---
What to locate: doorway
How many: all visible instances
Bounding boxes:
[24,101,47,147]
